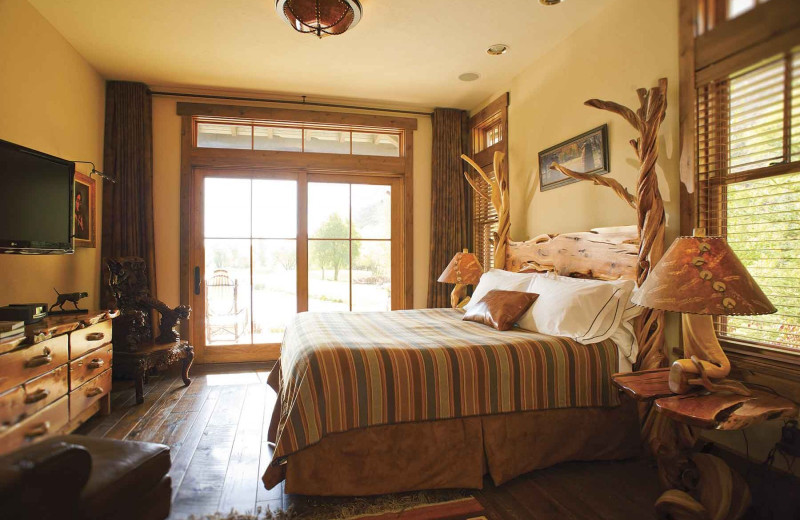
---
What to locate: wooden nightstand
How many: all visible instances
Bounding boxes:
[613,368,798,520]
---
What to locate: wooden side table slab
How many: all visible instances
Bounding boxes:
[612,369,799,520]
[113,341,194,404]
[655,390,798,430]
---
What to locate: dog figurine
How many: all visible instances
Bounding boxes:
[50,289,89,312]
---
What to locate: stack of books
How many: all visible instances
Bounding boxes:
[0,320,25,342]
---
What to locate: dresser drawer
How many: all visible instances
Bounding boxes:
[70,369,111,421]
[0,365,69,427]
[0,396,69,455]
[70,345,113,390]
[0,335,69,395]
[70,320,112,360]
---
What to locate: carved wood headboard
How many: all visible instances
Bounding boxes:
[504,225,639,281]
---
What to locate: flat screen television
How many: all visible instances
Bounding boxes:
[0,138,74,254]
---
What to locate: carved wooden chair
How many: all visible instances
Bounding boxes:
[205,269,248,343]
[106,257,194,404]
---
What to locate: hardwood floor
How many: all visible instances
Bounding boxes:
[78,363,662,519]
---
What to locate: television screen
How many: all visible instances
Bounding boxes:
[0,139,74,253]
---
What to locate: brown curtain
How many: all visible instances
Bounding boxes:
[100,81,156,308]
[427,108,470,308]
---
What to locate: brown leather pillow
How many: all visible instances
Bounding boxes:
[462,289,539,331]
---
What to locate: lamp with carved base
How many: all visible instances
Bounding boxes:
[631,230,776,396]
[438,249,483,309]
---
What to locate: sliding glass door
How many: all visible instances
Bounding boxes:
[308,180,392,312]
[192,169,402,362]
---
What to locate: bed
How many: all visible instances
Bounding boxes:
[262,226,648,496]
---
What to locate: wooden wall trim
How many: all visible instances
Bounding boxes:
[403,132,414,308]
[695,0,800,72]
[696,25,800,85]
[188,147,407,175]
[469,93,510,127]
[177,102,418,130]
[679,0,698,237]
[179,116,193,341]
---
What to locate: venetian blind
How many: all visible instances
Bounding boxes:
[696,48,800,353]
[472,169,498,271]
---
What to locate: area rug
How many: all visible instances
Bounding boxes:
[188,490,488,520]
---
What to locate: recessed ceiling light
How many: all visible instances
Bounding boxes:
[540,0,564,5]
[487,44,509,56]
[459,72,480,82]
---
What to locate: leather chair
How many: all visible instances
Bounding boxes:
[0,435,171,520]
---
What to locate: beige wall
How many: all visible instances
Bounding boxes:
[152,96,432,309]
[473,0,681,356]
[0,0,105,308]
[500,0,680,244]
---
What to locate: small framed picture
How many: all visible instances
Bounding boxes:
[73,171,96,248]
[538,124,610,191]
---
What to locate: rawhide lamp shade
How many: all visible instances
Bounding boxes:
[438,249,483,309]
[631,235,775,316]
[632,234,775,395]
[276,0,362,38]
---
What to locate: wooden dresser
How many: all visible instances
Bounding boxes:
[0,310,117,454]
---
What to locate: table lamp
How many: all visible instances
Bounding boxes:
[438,249,483,308]
[631,230,776,396]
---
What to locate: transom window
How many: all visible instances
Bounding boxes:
[194,118,402,157]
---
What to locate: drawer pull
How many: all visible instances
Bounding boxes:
[88,358,105,369]
[25,347,53,368]
[25,421,51,439]
[85,387,104,397]
[86,332,105,342]
[24,388,50,404]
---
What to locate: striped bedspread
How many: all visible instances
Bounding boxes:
[268,308,620,463]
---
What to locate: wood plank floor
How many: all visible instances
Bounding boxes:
[77,363,662,519]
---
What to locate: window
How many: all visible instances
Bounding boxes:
[469,94,509,270]
[195,118,402,157]
[696,49,800,354]
[484,121,503,148]
[696,0,771,33]
[308,181,392,312]
[183,106,415,363]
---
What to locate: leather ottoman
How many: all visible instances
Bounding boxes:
[0,434,171,520]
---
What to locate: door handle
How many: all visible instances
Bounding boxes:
[194,266,201,295]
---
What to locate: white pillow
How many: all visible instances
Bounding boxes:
[463,269,539,311]
[610,316,638,372]
[517,274,636,345]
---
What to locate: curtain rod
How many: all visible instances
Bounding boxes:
[150,91,433,117]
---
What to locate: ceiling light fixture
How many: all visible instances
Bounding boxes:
[459,73,481,82]
[487,44,509,56]
[276,0,363,38]
[539,0,564,5]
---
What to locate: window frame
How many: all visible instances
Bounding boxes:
[679,0,800,376]
[469,93,509,270]
[179,104,416,362]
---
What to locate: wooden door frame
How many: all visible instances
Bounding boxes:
[191,168,300,364]
[179,106,416,363]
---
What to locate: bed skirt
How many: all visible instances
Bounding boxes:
[269,397,641,496]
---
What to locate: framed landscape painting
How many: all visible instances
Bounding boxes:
[73,171,96,248]
[538,124,609,191]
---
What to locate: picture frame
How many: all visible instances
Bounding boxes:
[538,124,610,191]
[73,171,96,248]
